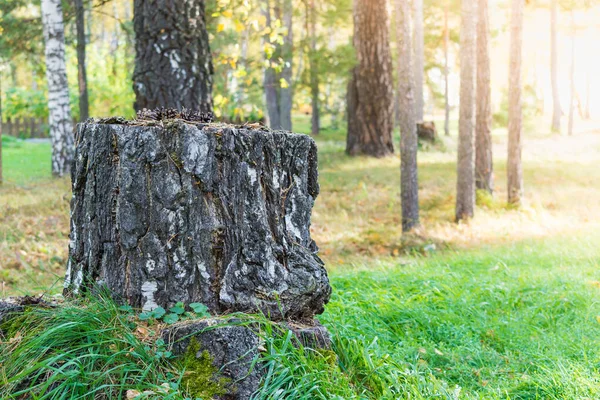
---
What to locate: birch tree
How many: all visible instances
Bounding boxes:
[41,0,74,177]
[455,0,477,221]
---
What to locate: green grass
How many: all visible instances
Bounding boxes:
[3,123,600,398]
[1,135,52,183]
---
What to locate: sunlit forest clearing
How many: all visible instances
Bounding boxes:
[3,0,600,397]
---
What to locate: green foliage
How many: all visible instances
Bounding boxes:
[3,86,48,119]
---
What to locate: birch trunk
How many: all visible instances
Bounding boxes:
[132,0,213,112]
[475,0,493,194]
[41,0,74,177]
[507,0,524,205]
[455,0,477,221]
[396,0,419,231]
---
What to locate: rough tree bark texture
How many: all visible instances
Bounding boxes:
[263,0,281,129]
[346,0,394,157]
[475,0,493,194]
[75,0,89,122]
[279,0,293,131]
[455,0,476,221]
[41,0,74,177]
[132,0,213,112]
[65,120,331,321]
[308,0,320,135]
[507,0,524,205]
[550,0,561,133]
[395,0,419,232]
[444,3,450,137]
[413,0,425,122]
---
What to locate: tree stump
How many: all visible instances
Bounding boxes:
[65,119,331,321]
[417,121,437,143]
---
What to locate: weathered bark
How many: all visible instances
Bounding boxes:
[444,2,450,136]
[456,0,477,221]
[346,0,394,157]
[507,0,524,205]
[65,120,331,321]
[75,0,89,122]
[395,0,419,232]
[550,0,561,133]
[41,0,74,177]
[263,0,281,129]
[280,0,293,131]
[413,0,425,122]
[308,0,320,135]
[567,10,575,137]
[475,0,493,194]
[132,0,213,112]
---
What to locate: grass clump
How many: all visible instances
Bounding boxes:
[0,294,185,399]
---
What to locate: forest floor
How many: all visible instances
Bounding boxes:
[2,117,600,398]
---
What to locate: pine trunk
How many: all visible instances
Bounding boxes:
[550,0,561,133]
[395,0,419,231]
[75,0,89,121]
[475,0,493,194]
[455,0,477,221]
[279,0,293,131]
[263,0,281,129]
[568,11,575,137]
[308,0,320,135]
[413,0,425,122]
[444,3,450,136]
[65,120,331,321]
[41,0,74,177]
[132,0,213,112]
[346,0,394,157]
[507,0,524,205]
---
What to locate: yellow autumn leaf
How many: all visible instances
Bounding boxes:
[217,23,225,33]
[235,21,245,32]
[280,78,289,89]
[222,9,233,18]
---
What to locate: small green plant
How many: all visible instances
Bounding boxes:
[138,302,210,325]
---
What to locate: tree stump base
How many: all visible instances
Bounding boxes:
[417,121,438,143]
[65,119,331,321]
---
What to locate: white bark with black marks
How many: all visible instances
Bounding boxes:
[41,0,74,177]
[65,120,331,321]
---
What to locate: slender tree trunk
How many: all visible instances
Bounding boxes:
[507,0,524,205]
[133,0,213,112]
[568,10,575,137]
[279,0,293,131]
[308,0,320,135]
[455,0,477,221]
[550,0,561,133]
[346,0,394,157]
[75,0,89,121]
[444,2,450,136]
[475,0,493,194]
[41,0,74,177]
[396,0,419,231]
[413,0,424,122]
[0,72,3,185]
[263,0,281,128]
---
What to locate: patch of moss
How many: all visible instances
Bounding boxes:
[181,338,231,399]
